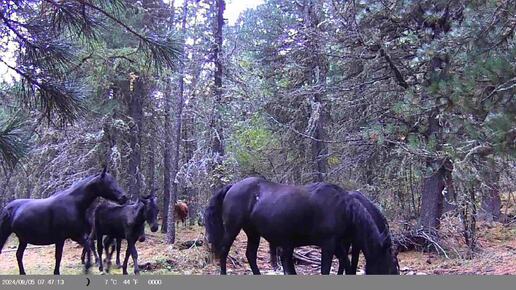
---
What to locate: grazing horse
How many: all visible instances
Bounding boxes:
[175,201,189,225]
[204,177,398,275]
[205,177,396,274]
[268,189,399,275]
[94,193,159,275]
[0,167,128,275]
[337,191,399,275]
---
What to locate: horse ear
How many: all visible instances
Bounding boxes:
[101,165,107,178]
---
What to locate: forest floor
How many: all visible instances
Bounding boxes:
[0,220,515,275]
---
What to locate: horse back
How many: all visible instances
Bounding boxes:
[9,197,87,244]
[245,179,341,245]
[94,202,140,238]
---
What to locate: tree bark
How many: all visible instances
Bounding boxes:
[419,164,446,232]
[120,77,145,199]
[147,112,156,194]
[166,0,189,244]
[161,80,172,233]
[303,0,328,182]
[210,0,225,189]
[161,0,176,234]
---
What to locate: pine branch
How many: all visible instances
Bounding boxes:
[0,114,29,169]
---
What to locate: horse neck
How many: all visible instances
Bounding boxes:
[132,202,146,225]
[350,201,383,261]
[66,179,99,212]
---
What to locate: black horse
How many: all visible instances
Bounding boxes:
[0,167,128,275]
[102,228,146,269]
[337,191,399,275]
[93,193,159,275]
[80,200,101,266]
[204,177,398,275]
[268,189,399,275]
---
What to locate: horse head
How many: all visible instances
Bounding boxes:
[366,230,400,275]
[93,166,128,204]
[140,193,159,232]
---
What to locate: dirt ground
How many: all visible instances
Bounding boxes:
[1,220,515,275]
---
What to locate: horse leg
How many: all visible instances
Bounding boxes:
[128,240,139,275]
[122,244,131,275]
[337,242,351,275]
[116,238,122,267]
[97,236,104,273]
[103,236,114,273]
[54,240,64,275]
[269,243,279,270]
[81,236,92,274]
[81,247,86,264]
[219,229,240,275]
[91,238,99,266]
[244,230,261,275]
[349,244,360,275]
[16,241,27,275]
[280,246,296,275]
[320,241,336,275]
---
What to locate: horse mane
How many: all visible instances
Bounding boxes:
[50,174,99,197]
[347,197,385,255]
[349,191,393,248]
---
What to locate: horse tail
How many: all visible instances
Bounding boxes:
[0,207,12,254]
[204,184,233,255]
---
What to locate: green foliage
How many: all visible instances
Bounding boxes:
[0,112,28,169]
[228,116,279,175]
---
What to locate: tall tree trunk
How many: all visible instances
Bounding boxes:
[147,113,156,194]
[419,98,447,232]
[166,0,189,244]
[184,100,198,226]
[161,80,172,233]
[417,9,452,233]
[303,0,328,182]
[210,0,225,189]
[184,36,200,226]
[419,162,446,232]
[161,0,176,234]
[123,77,145,199]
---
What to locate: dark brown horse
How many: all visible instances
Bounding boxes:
[204,177,398,275]
[0,167,128,274]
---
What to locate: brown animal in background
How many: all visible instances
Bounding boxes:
[174,201,188,225]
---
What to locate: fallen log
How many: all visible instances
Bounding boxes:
[177,239,203,250]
